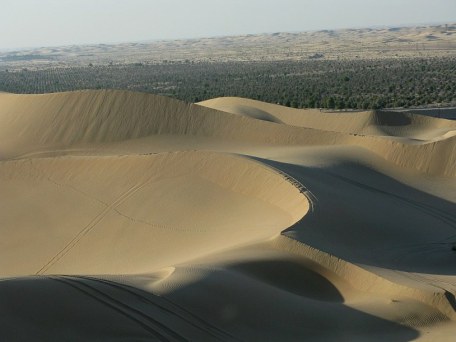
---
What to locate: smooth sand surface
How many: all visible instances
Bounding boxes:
[1,90,456,341]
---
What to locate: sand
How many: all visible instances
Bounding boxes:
[3,22,455,70]
[1,90,455,341]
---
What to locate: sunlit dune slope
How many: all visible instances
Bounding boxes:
[1,90,456,341]
[199,96,456,140]
[0,151,308,276]
[199,96,456,177]
[1,90,455,176]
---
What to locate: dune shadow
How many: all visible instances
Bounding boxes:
[230,259,344,302]
[0,274,420,342]
[374,110,412,126]
[252,157,456,275]
[445,291,456,311]
[162,266,420,341]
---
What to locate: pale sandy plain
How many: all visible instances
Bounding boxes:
[1,22,455,70]
[1,90,456,341]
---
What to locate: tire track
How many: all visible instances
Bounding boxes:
[73,275,240,341]
[110,207,276,233]
[50,276,181,341]
[247,156,317,213]
[329,172,456,231]
[36,182,147,275]
[27,158,111,208]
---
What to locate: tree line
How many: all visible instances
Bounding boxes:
[1,57,455,109]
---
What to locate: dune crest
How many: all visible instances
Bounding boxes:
[1,90,456,340]
[1,90,455,177]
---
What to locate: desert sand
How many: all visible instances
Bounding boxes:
[1,90,456,341]
[2,23,455,69]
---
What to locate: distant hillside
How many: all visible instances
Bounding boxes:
[1,22,455,68]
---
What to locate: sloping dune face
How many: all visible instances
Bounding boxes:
[0,151,307,276]
[200,96,456,140]
[1,90,456,341]
[199,96,456,177]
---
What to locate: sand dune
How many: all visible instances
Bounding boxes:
[1,90,456,341]
[199,96,456,140]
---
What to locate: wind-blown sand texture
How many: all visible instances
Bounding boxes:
[1,90,456,341]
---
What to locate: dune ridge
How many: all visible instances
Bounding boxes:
[199,96,456,136]
[1,151,308,276]
[1,90,455,177]
[1,90,456,340]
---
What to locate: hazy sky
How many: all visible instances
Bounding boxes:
[1,0,455,49]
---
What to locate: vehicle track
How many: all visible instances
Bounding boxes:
[36,181,148,275]
[50,275,240,341]
[329,172,456,231]
[50,275,185,341]
[72,275,240,341]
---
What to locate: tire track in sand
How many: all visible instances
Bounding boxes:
[36,182,147,275]
[50,275,184,341]
[73,275,240,341]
